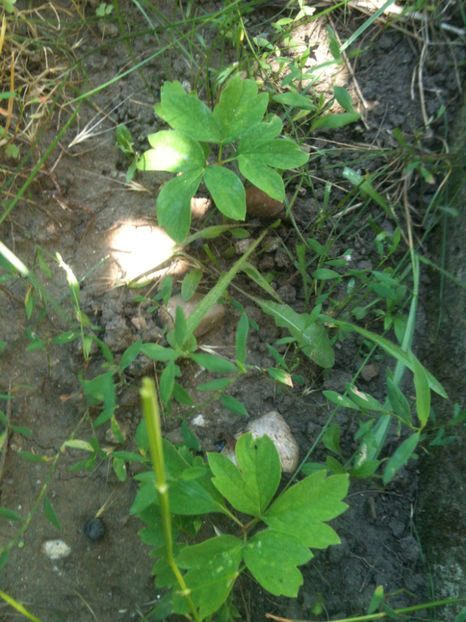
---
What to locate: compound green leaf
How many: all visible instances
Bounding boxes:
[138,130,205,173]
[176,535,243,618]
[237,156,284,202]
[155,81,221,142]
[238,136,309,170]
[237,115,283,150]
[208,433,281,517]
[243,530,312,596]
[156,169,203,242]
[204,166,246,220]
[213,74,268,144]
[264,470,349,548]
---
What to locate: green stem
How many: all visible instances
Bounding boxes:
[268,597,465,622]
[140,378,201,622]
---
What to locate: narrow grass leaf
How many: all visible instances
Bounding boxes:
[243,530,311,597]
[313,268,341,281]
[185,228,269,337]
[331,319,447,398]
[410,353,431,428]
[119,340,143,371]
[272,92,315,110]
[221,395,248,416]
[63,439,94,452]
[18,451,49,463]
[386,376,412,426]
[241,261,280,300]
[235,312,249,367]
[322,424,341,455]
[181,269,203,301]
[181,420,200,452]
[267,368,294,387]
[0,551,9,573]
[44,497,61,530]
[312,112,360,130]
[333,86,354,113]
[346,385,386,413]
[0,508,22,521]
[196,378,231,392]
[159,360,176,405]
[190,353,237,374]
[256,300,334,368]
[173,382,194,406]
[140,343,176,362]
[383,432,420,485]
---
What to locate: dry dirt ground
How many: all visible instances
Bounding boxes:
[0,2,465,621]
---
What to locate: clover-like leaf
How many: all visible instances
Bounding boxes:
[155,81,221,142]
[207,433,281,517]
[243,529,312,596]
[204,166,246,220]
[156,169,203,242]
[264,470,349,549]
[213,74,268,144]
[237,156,284,202]
[176,535,243,618]
[244,137,309,169]
[137,130,205,173]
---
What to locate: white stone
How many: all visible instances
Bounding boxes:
[191,414,207,427]
[42,539,71,560]
[222,411,299,473]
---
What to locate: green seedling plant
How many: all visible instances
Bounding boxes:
[136,377,349,621]
[136,73,309,242]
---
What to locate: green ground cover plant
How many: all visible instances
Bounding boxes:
[137,376,349,620]
[1,0,465,620]
[135,73,309,242]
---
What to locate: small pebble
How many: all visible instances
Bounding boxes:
[84,518,105,542]
[42,539,71,560]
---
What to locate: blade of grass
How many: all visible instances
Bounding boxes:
[185,225,272,336]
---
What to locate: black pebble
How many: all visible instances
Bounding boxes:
[83,518,105,542]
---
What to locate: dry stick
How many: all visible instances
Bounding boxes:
[417,19,430,128]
